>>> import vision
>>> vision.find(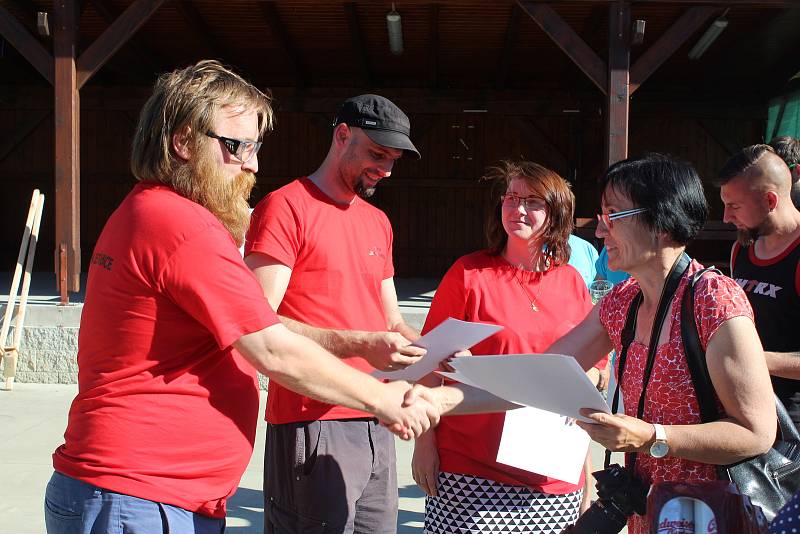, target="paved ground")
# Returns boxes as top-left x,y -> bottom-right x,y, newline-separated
0,276 -> 623,532
0,384 -> 621,533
